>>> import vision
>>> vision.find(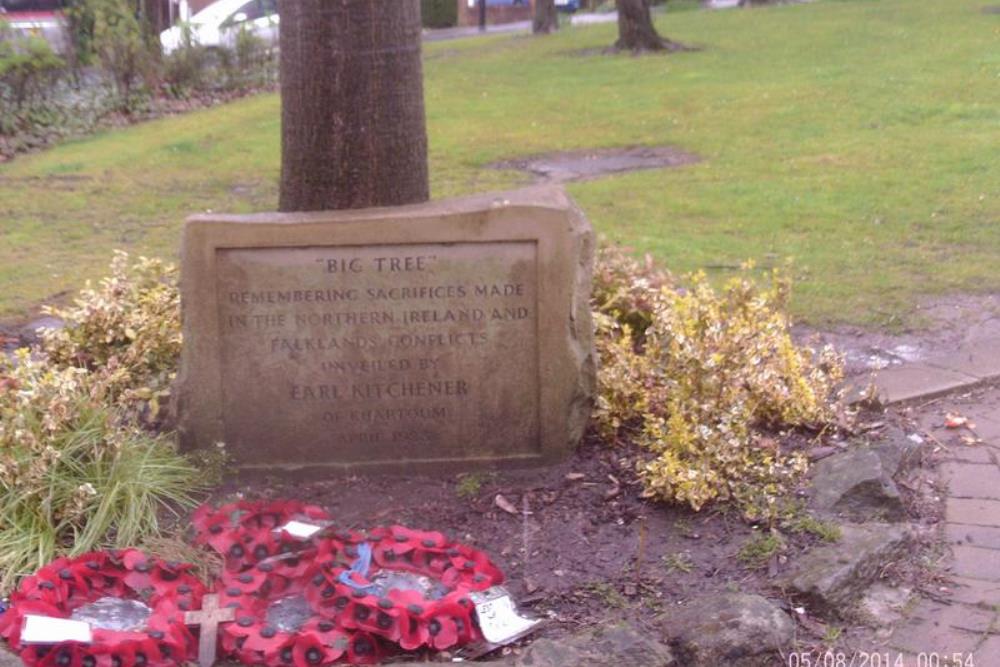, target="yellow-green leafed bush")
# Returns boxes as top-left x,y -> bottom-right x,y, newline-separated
42,251 -> 181,419
594,259 -> 845,522
0,350 -> 201,594
592,244 -> 674,342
